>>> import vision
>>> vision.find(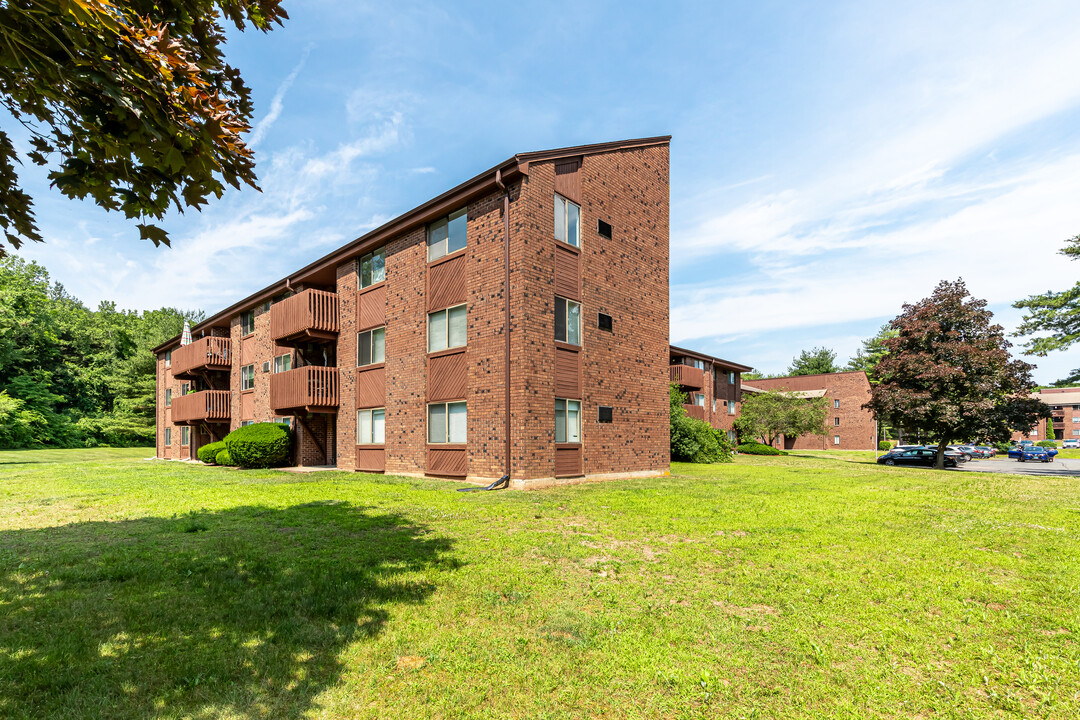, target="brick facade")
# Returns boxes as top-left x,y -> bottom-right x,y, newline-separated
744,371 -> 876,450
1010,387 -> 1080,442
153,137 -> 672,487
668,346 -> 751,440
